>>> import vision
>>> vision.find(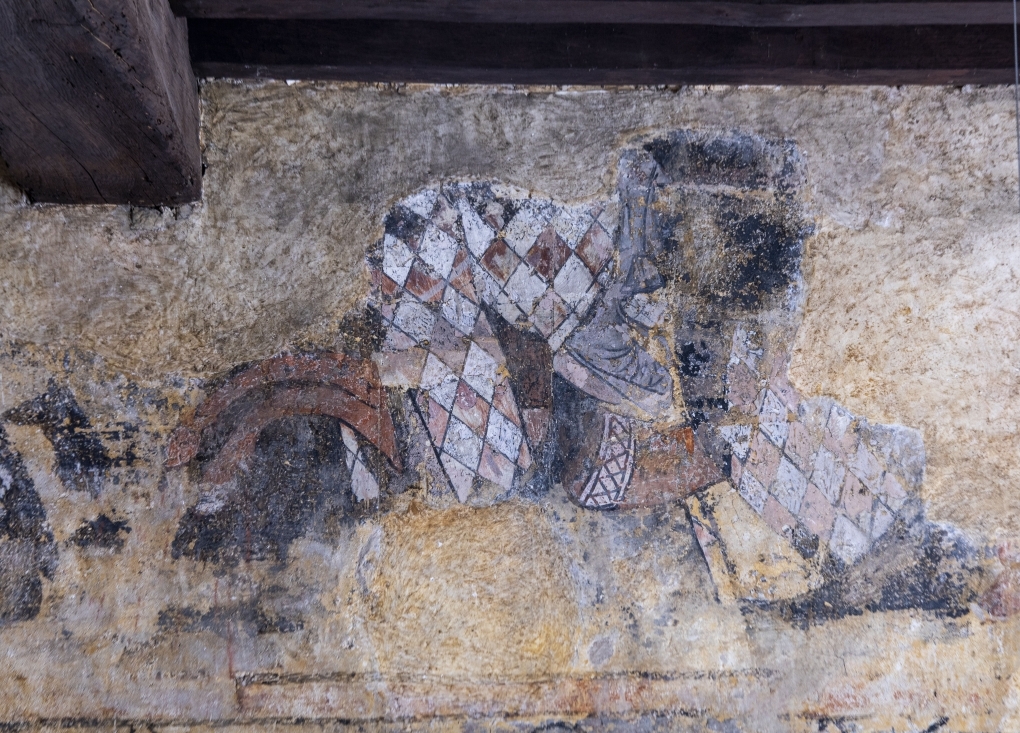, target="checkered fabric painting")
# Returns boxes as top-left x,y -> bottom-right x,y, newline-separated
368,183 -> 618,500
